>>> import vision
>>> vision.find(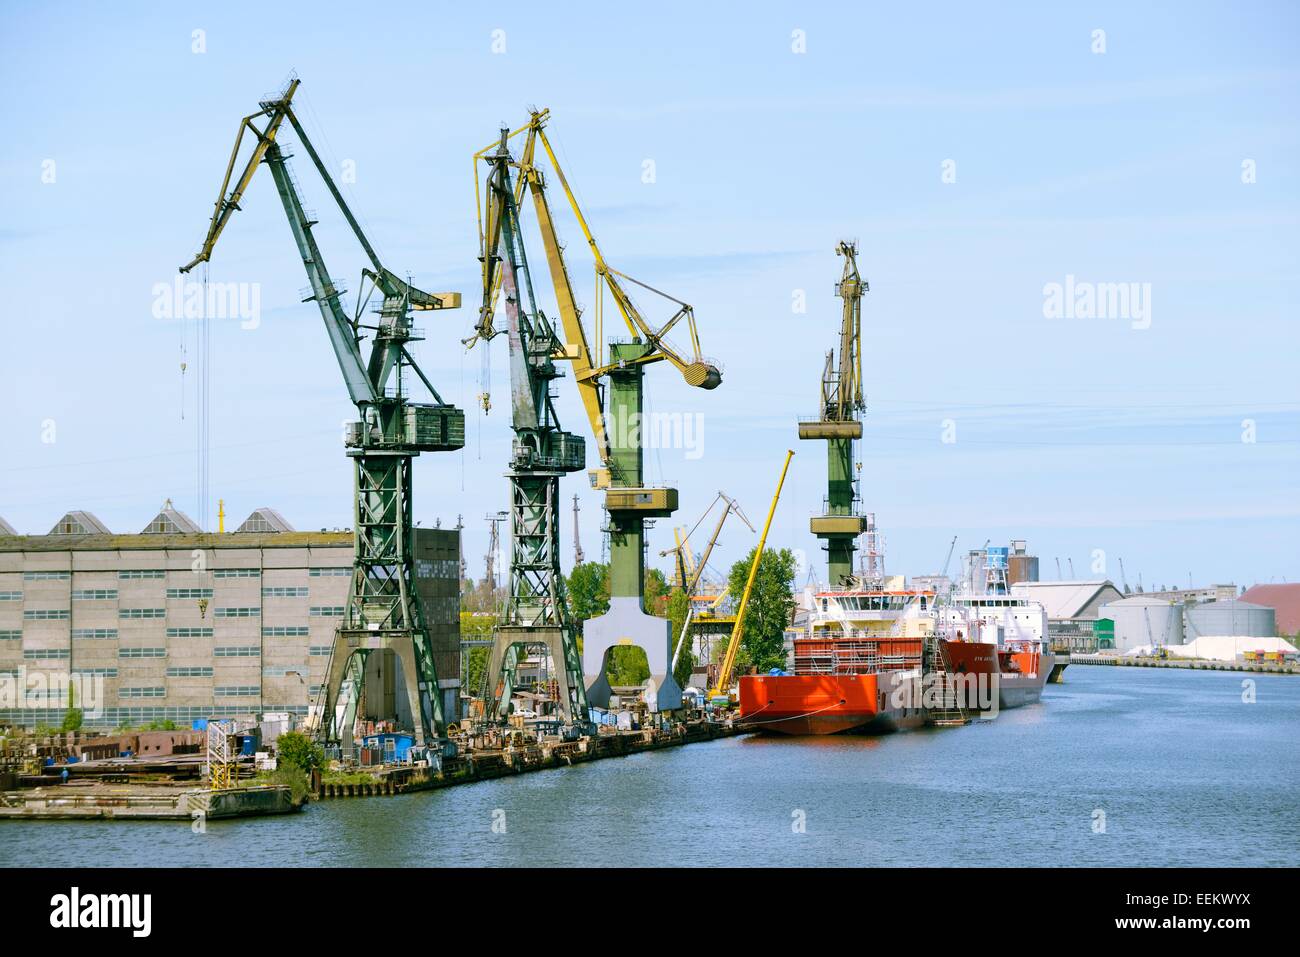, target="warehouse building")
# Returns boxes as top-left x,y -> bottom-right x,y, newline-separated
1010,579 -> 1124,652
1141,583 -> 1238,604
0,506 -> 459,729
1240,584 -> 1300,638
